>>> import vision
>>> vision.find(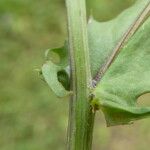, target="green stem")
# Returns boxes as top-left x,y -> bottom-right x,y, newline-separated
66,0 -> 95,150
